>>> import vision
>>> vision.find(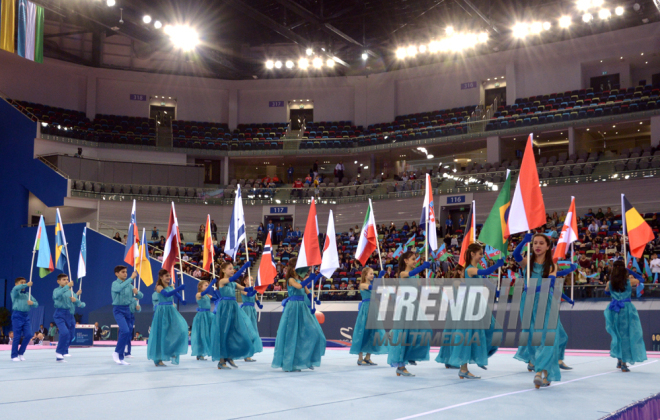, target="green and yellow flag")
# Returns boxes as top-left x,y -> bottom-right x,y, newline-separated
478,171 -> 512,258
